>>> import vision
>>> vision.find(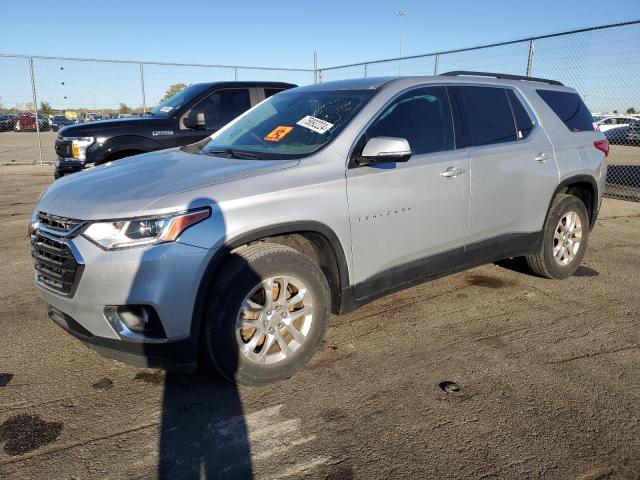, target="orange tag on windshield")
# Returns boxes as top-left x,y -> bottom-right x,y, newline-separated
264,126 -> 293,142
